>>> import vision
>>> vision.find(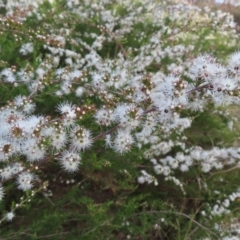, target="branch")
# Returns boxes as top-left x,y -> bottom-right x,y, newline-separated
131,210 -> 219,238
